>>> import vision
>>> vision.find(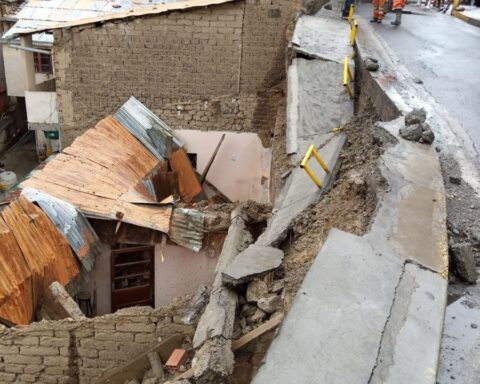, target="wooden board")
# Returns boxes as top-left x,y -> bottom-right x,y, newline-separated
169,148 -> 205,203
